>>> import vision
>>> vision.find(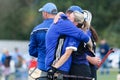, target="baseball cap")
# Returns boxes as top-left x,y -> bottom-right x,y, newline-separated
38,2 -> 57,14
67,6 -> 83,13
